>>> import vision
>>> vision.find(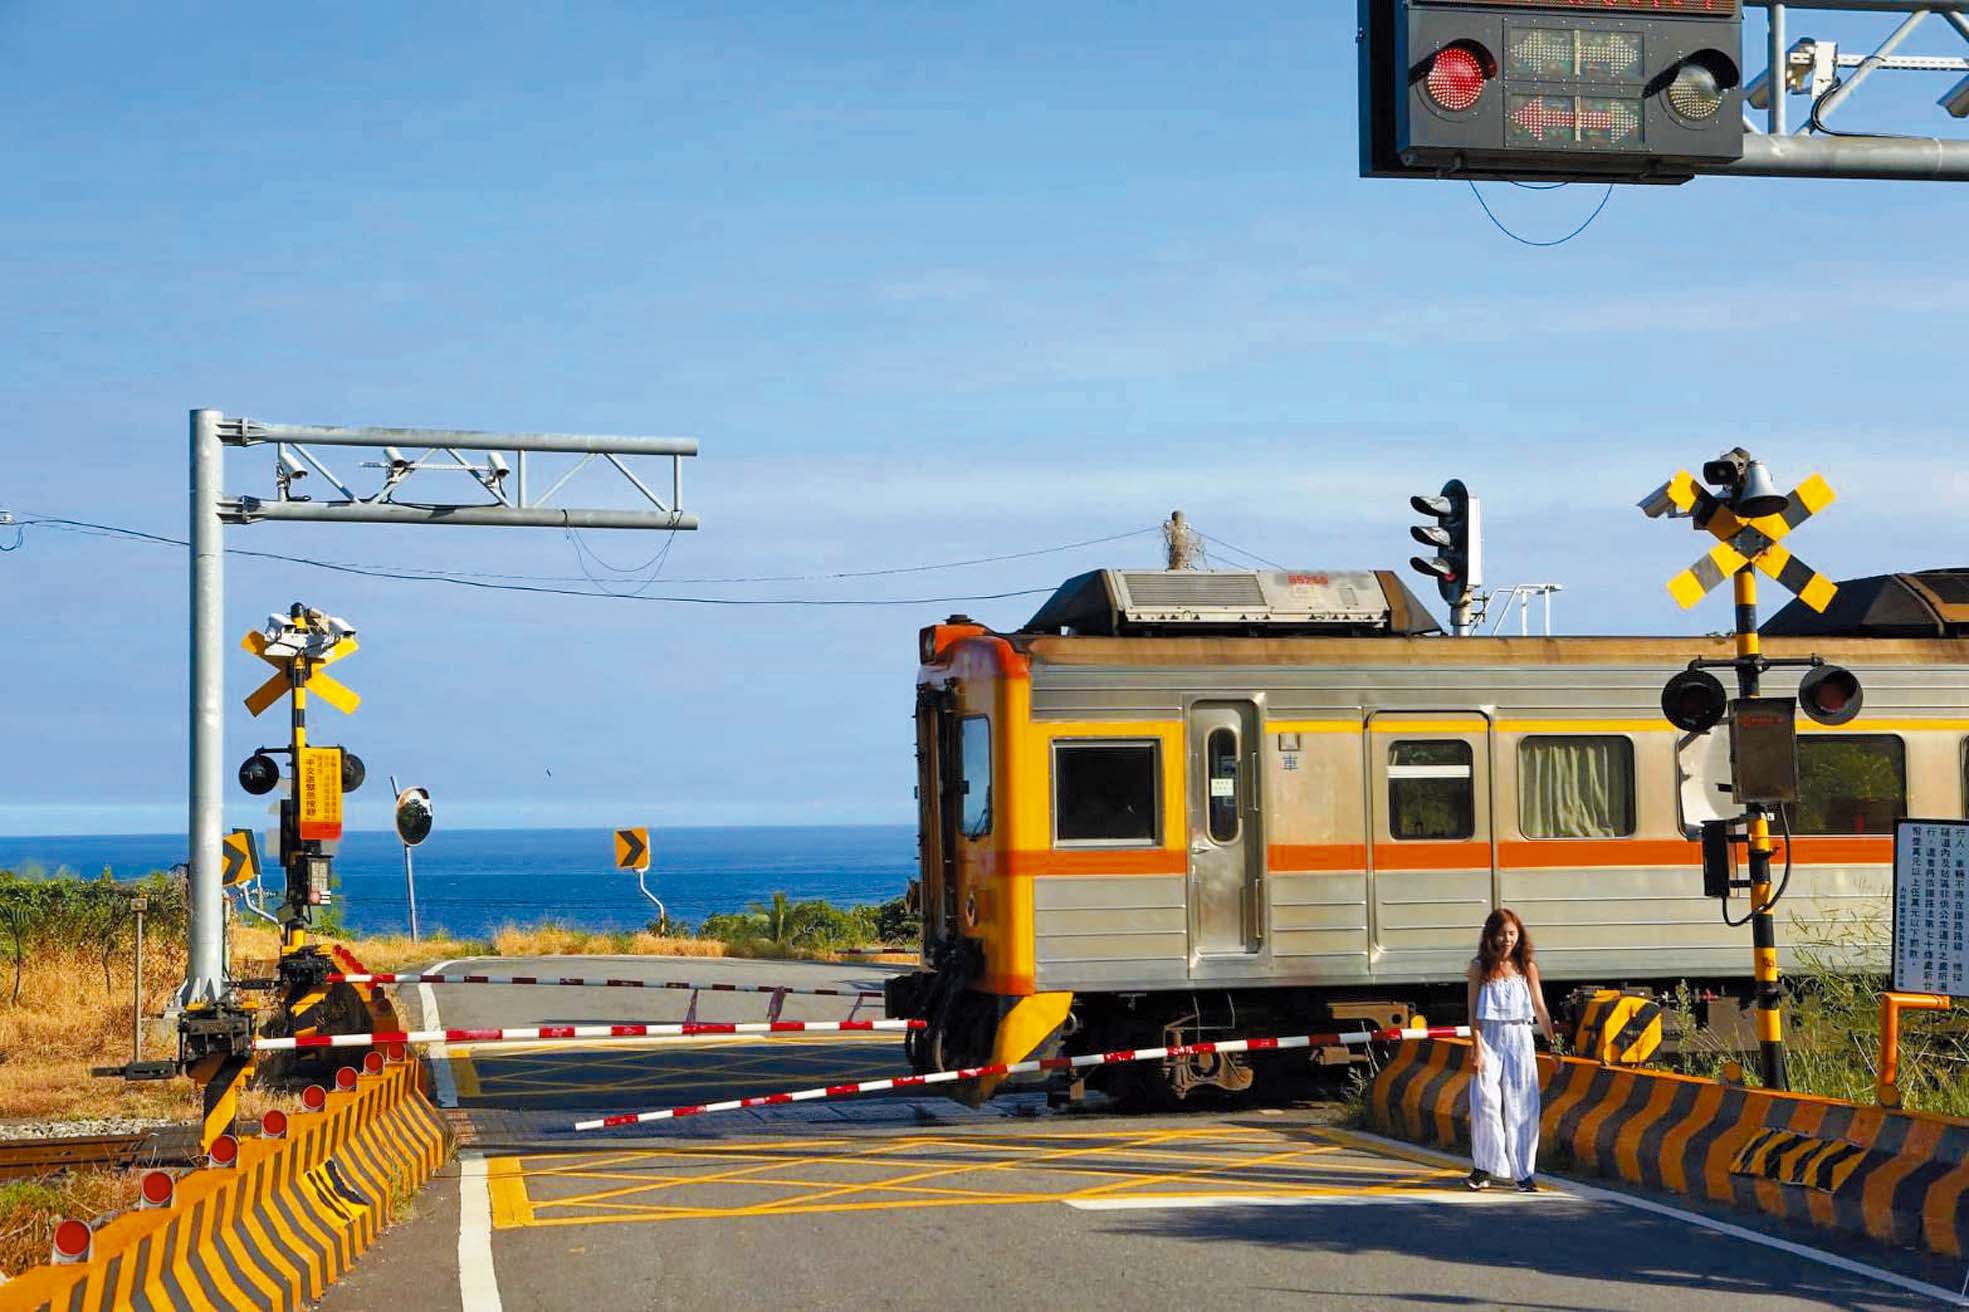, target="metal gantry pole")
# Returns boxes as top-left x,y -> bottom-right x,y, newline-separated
183,409 -> 227,1006
1733,567 -> 1790,1090
1770,4 -> 1789,136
